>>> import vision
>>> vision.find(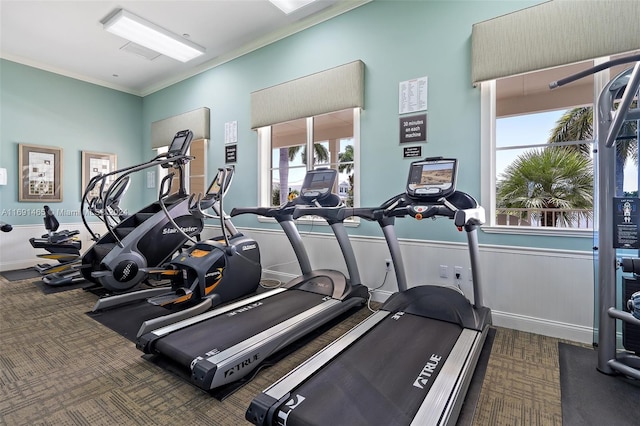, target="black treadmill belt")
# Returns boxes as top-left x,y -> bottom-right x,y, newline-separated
153,290 -> 327,368
279,314 -> 462,425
